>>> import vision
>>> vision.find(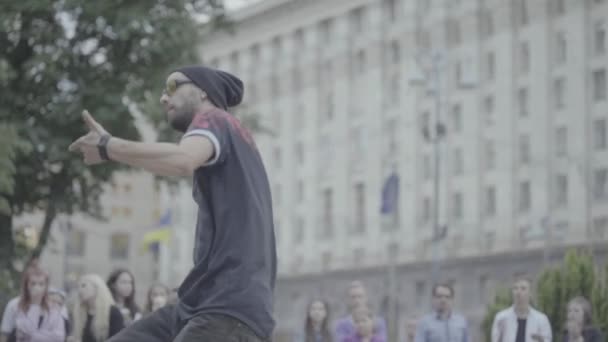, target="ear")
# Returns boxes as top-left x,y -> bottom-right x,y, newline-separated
199,90 -> 208,101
